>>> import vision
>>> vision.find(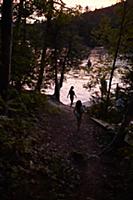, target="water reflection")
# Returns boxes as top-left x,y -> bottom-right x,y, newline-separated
46,47 -> 127,106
